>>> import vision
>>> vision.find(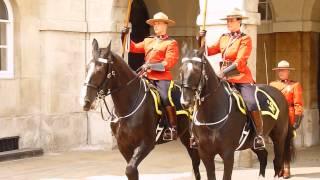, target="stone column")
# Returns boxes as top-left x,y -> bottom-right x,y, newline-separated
197,0 -> 260,80
197,0 -> 260,167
